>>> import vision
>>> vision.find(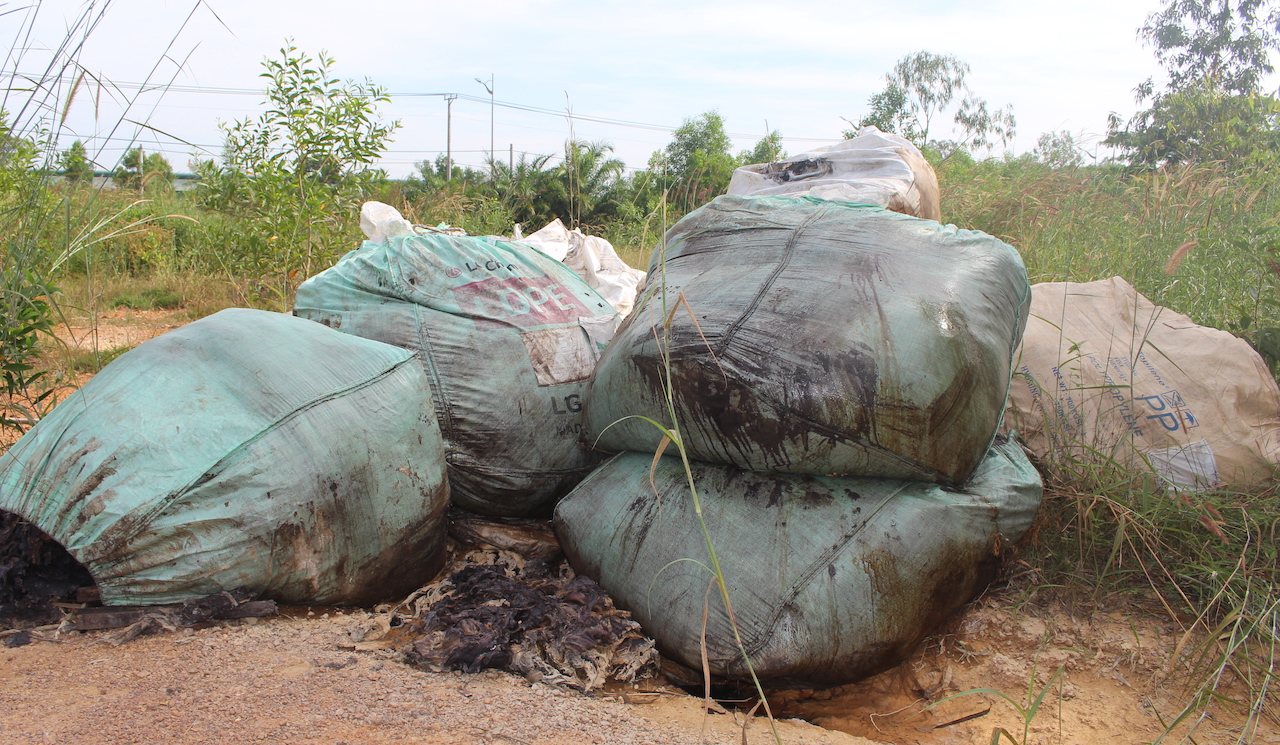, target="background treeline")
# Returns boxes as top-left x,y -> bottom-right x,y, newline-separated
7,0 -> 1280,385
